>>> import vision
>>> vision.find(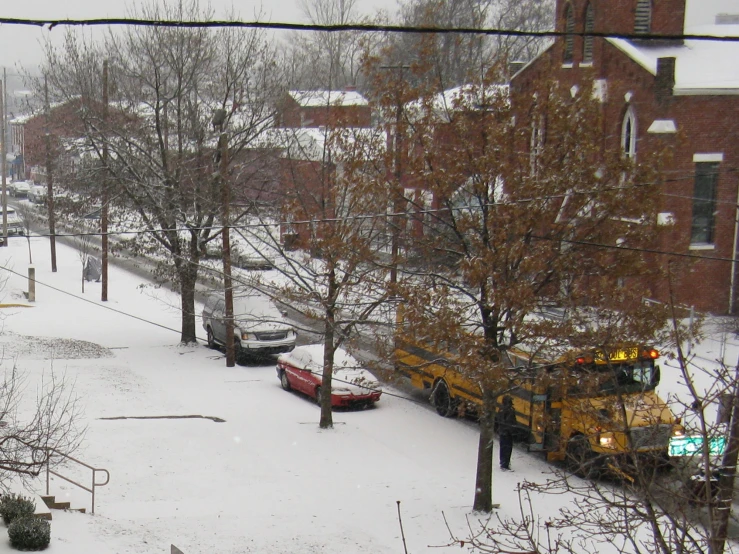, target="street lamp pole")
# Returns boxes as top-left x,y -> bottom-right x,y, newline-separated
44,76 -> 57,272
212,106 -> 235,368
1,74 -> 7,247
379,64 -> 409,285
101,60 -> 109,301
